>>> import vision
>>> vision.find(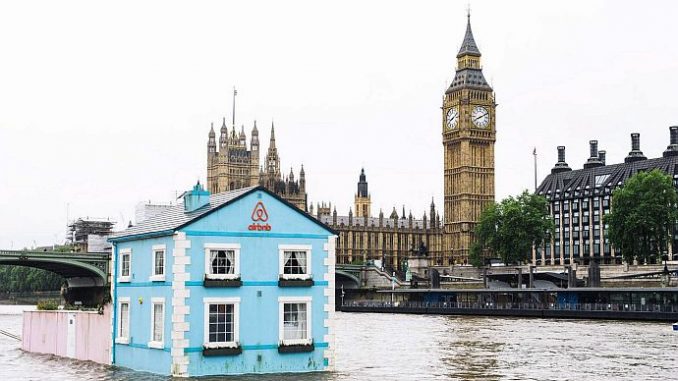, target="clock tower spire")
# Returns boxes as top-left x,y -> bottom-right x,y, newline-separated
442,13 -> 496,265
